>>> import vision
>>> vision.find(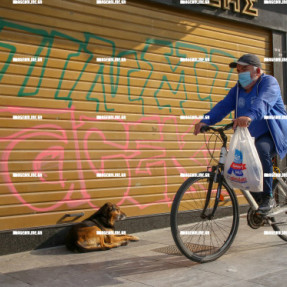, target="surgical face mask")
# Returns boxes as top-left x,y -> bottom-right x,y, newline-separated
238,71 -> 253,88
